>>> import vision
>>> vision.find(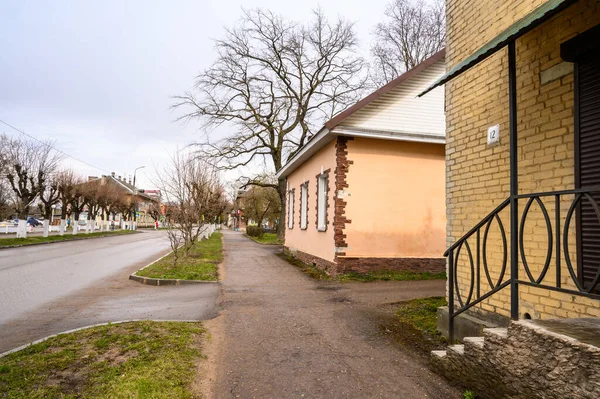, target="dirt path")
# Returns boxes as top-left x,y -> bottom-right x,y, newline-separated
206,230 -> 459,398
